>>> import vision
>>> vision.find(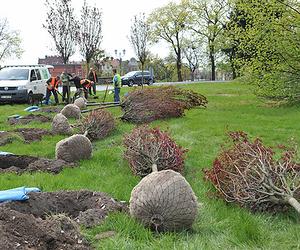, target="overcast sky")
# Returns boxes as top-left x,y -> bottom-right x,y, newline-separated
0,0 -> 178,65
